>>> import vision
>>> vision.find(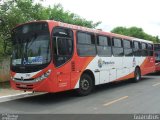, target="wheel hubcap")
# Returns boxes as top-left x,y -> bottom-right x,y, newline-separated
81,79 -> 90,90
